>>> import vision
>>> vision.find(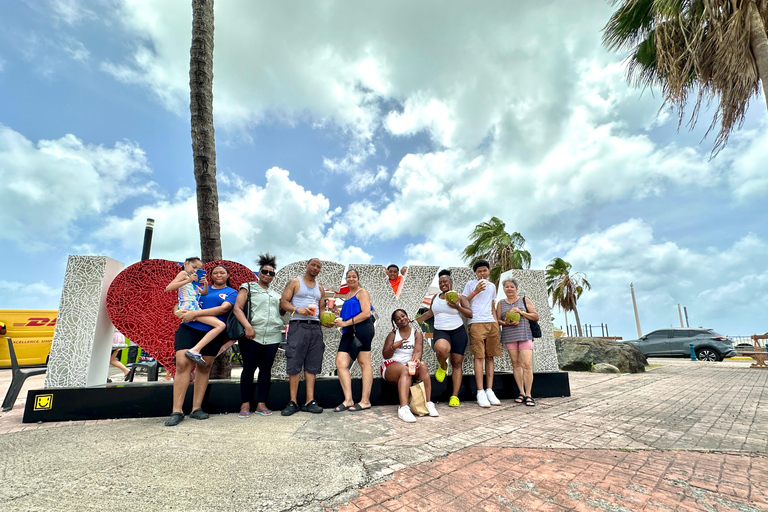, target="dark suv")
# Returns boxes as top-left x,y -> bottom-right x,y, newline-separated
624,328 -> 736,361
